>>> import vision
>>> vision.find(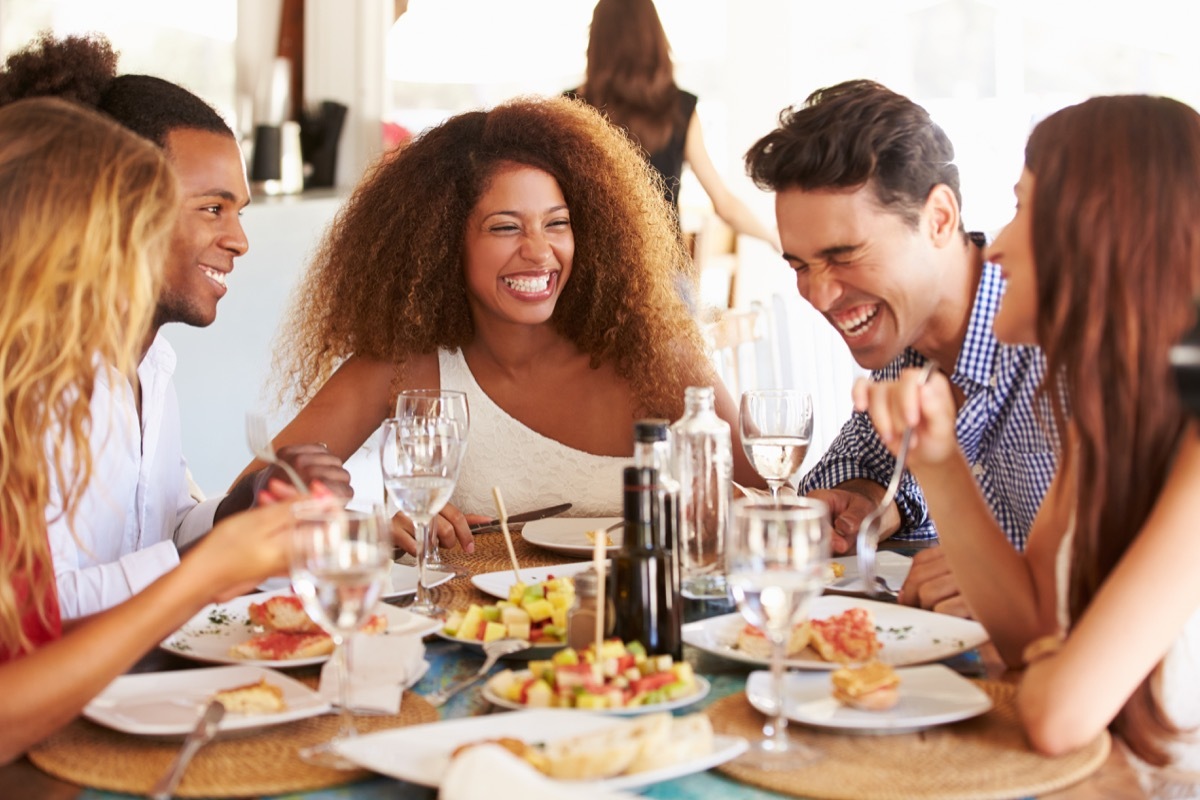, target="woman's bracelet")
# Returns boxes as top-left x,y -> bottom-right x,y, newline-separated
1022,632 -> 1065,666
